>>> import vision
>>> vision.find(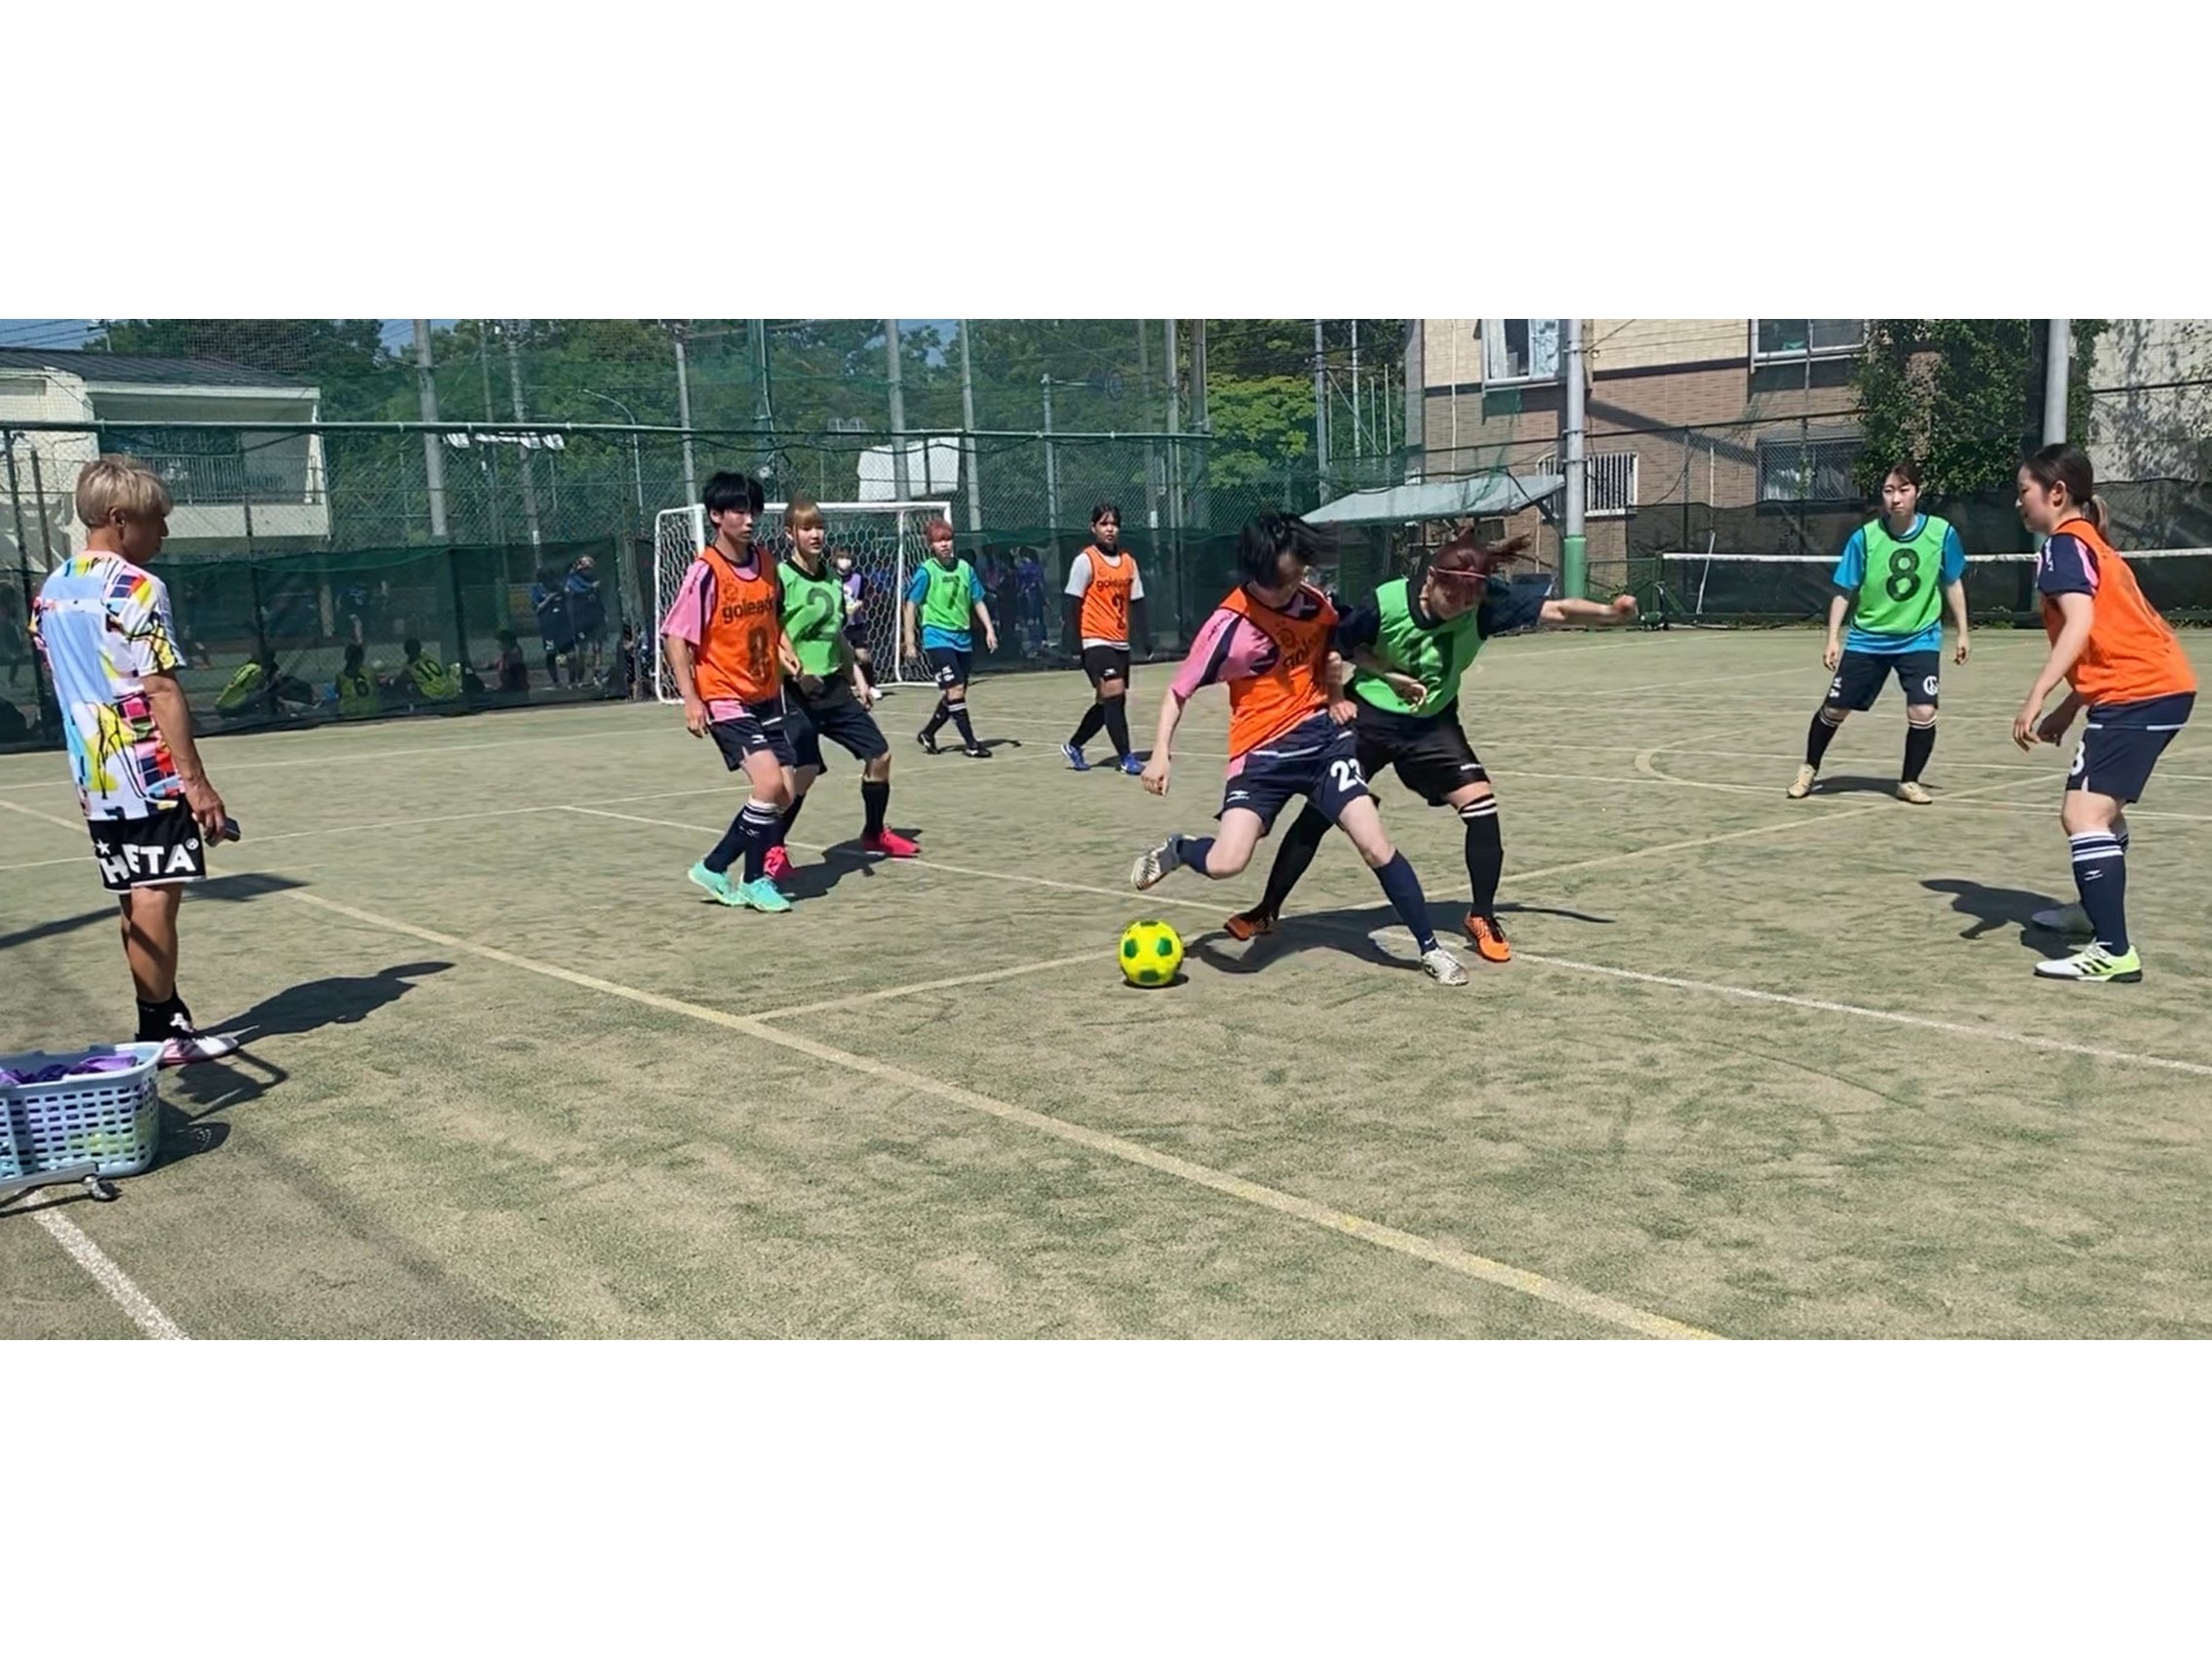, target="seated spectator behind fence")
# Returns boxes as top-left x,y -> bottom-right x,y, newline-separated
216,649 -> 314,718
484,628 -> 530,694
401,637 -> 462,705
335,643 -> 381,718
